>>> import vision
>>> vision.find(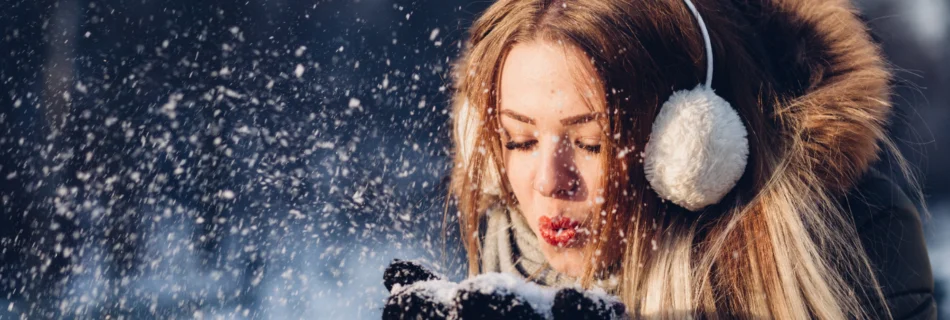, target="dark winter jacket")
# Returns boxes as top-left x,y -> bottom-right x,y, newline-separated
846,168 -> 936,319
715,0 -> 940,316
